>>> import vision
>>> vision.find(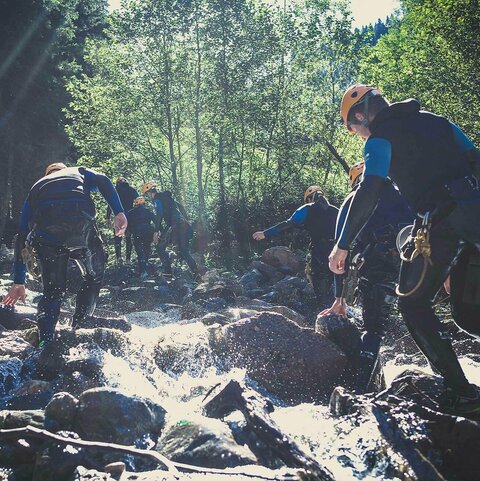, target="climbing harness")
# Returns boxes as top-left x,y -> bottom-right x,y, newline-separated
396,213 -> 433,297
21,244 -> 41,280
342,244 -> 371,305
